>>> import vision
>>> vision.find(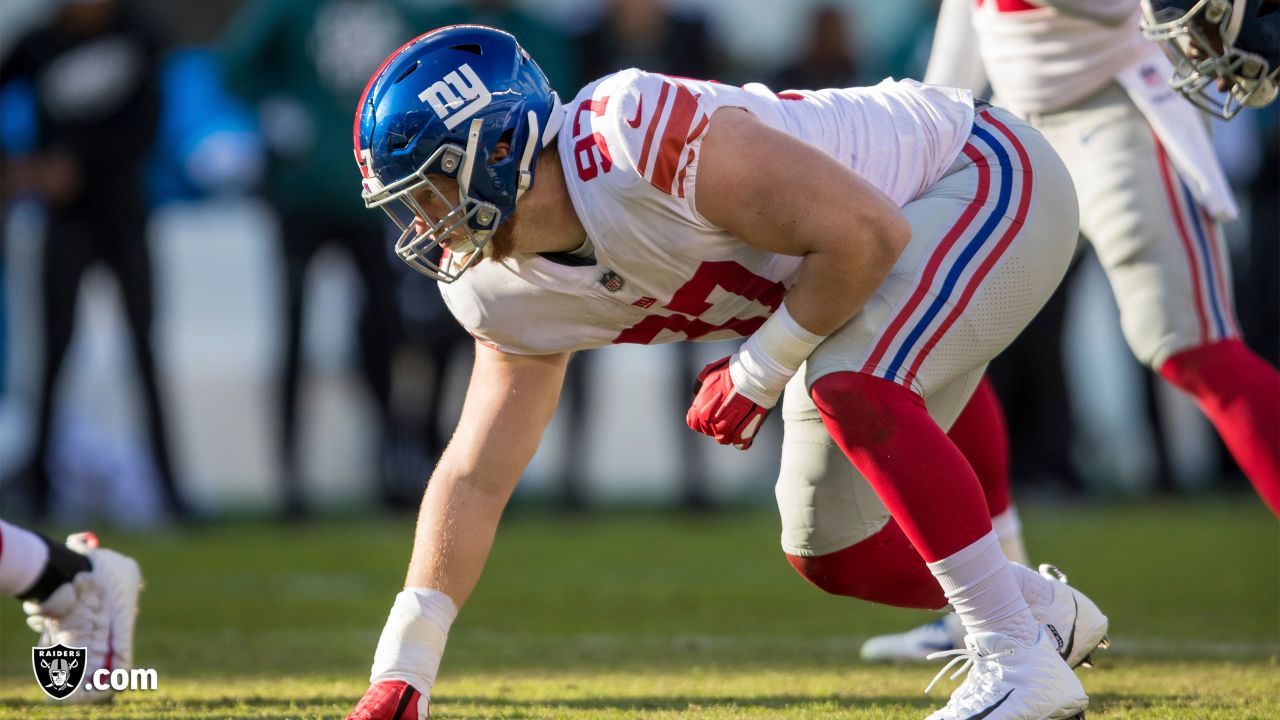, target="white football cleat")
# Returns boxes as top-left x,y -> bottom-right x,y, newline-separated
24,532 -> 143,704
861,564 -> 1111,670
1033,564 -> 1110,669
860,613 -> 964,663
924,629 -> 1088,720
